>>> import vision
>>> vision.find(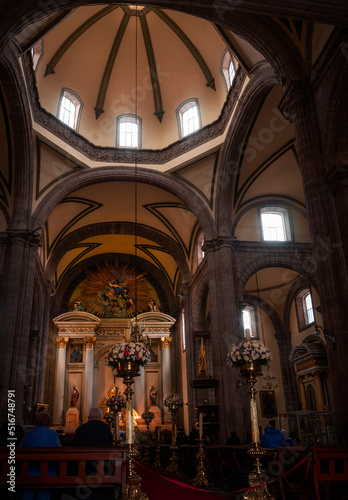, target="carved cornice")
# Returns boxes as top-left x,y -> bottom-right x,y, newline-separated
57,325 -> 96,335
203,236 -> 236,254
23,52 -> 245,166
